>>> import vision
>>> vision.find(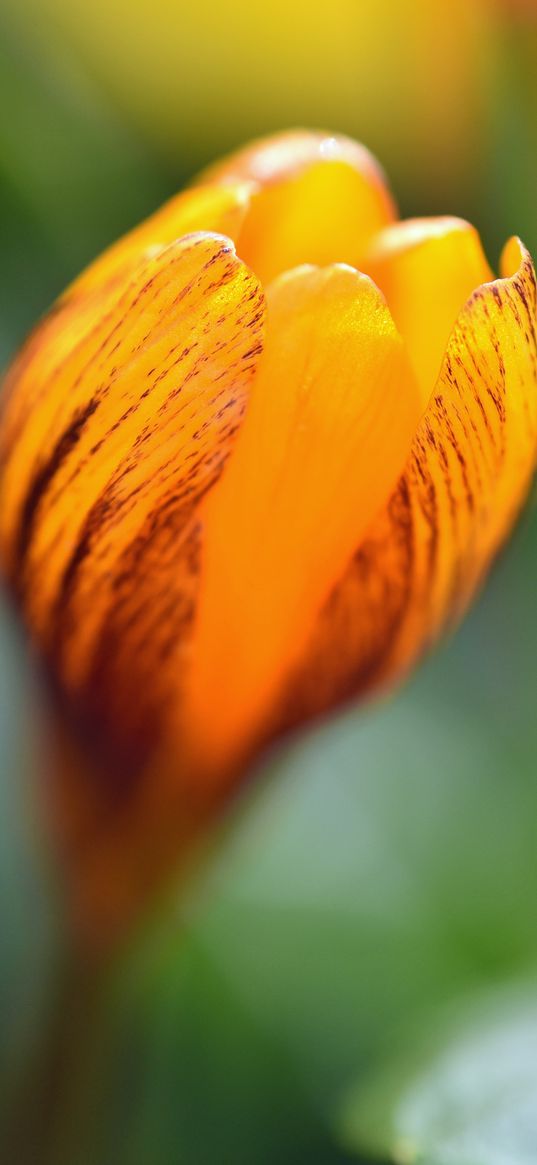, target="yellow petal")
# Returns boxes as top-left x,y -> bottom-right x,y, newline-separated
278,239 -> 537,728
198,129 -> 394,197
183,263 -> 422,782
364,216 -> 494,408
0,180 -> 253,468
199,130 -> 397,285
0,233 -> 265,765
